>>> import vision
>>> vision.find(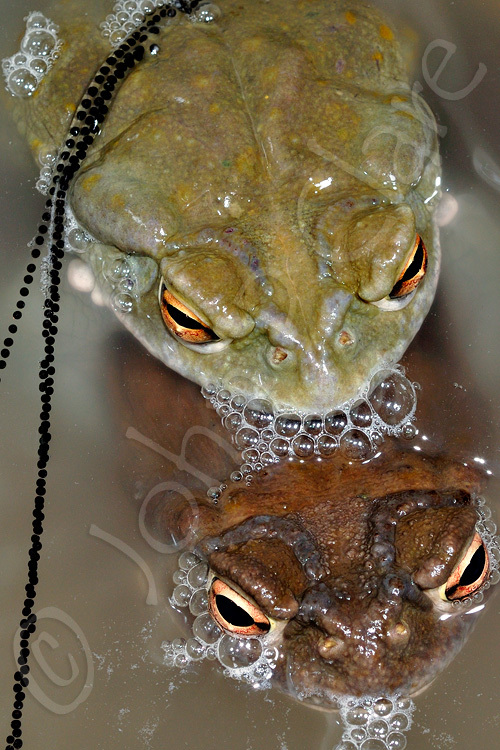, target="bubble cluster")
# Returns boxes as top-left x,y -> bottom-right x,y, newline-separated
63,206 -> 95,253
451,498 -> 500,610
337,695 -> 415,750
163,551 -> 279,687
201,367 -> 418,476
189,2 -> 222,23
2,13 -> 62,98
